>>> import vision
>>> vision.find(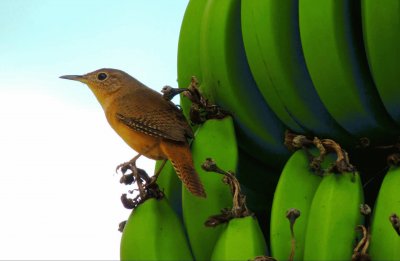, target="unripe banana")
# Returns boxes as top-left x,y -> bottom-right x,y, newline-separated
270,149 -> 322,260
182,116 -> 238,261
177,0 -> 207,119
241,0 -> 354,146
154,160 -> 183,218
362,0 -> 400,125
120,197 -> 193,261
211,216 -> 267,261
303,171 -> 364,260
369,165 -> 400,260
299,0 -> 398,143
200,0 -> 289,166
